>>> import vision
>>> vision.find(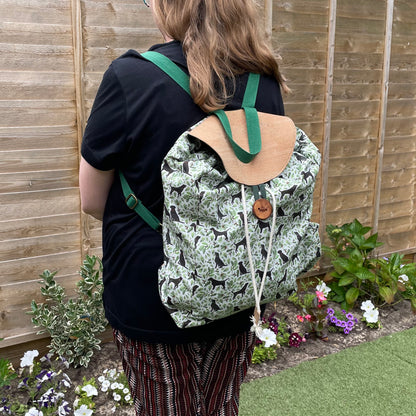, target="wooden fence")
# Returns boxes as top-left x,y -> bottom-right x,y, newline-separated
1,0 -> 415,355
